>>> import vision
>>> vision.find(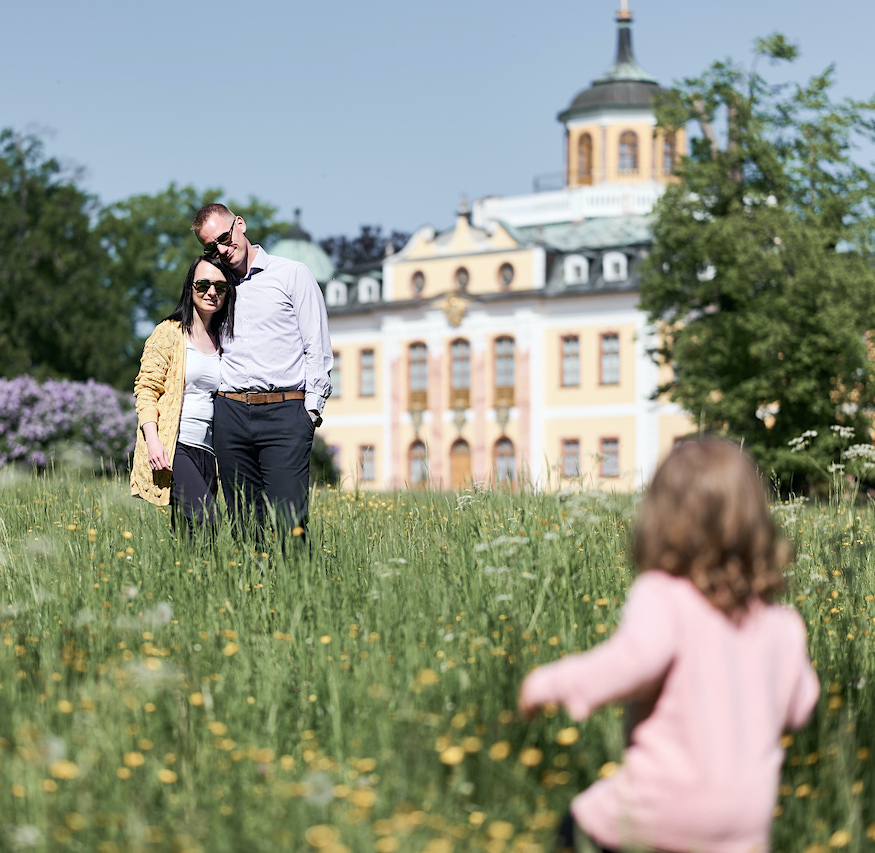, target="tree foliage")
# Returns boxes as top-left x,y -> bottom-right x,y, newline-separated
98,186 -> 291,327
640,36 -> 875,489
0,130 -> 137,386
319,225 -> 410,270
